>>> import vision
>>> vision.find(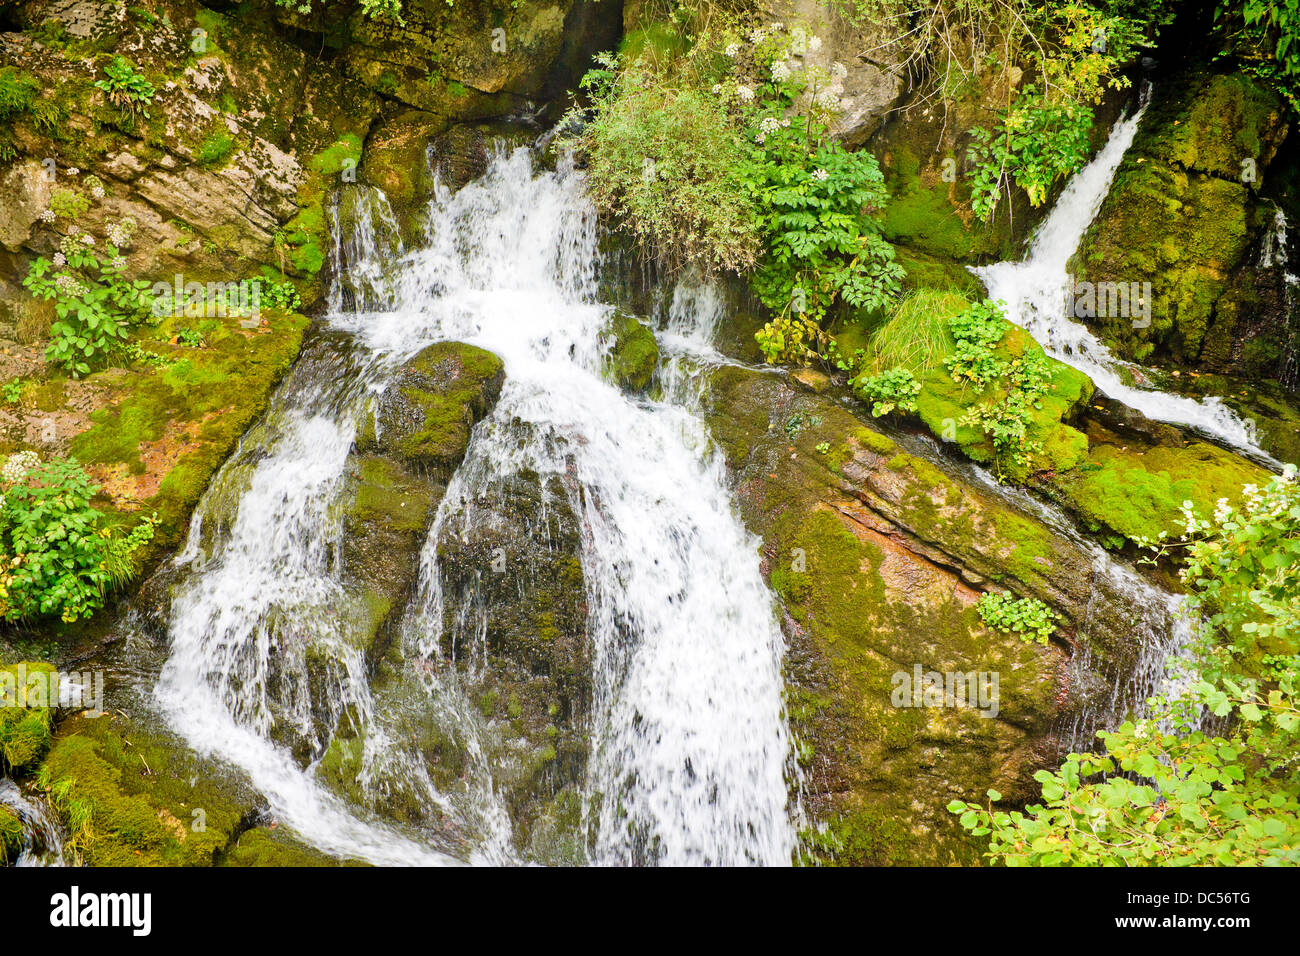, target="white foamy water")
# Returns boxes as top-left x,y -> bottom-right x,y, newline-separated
152,147 -> 795,865
974,96 -> 1267,457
